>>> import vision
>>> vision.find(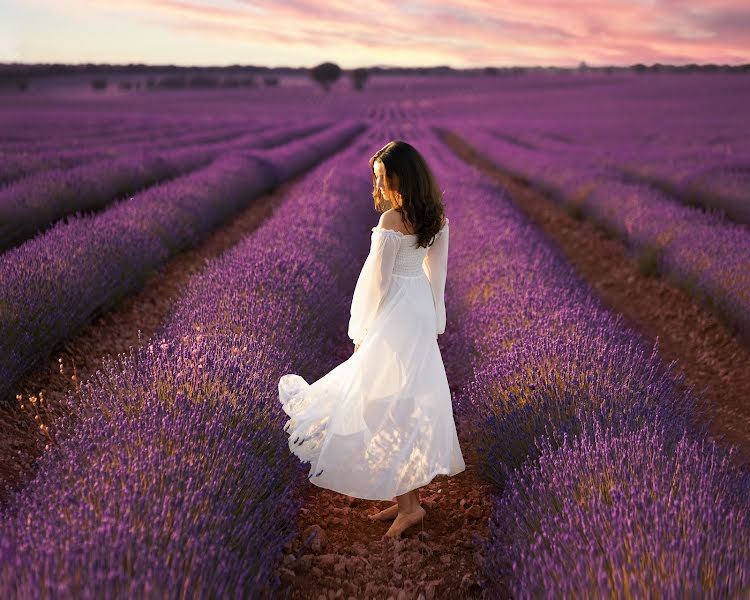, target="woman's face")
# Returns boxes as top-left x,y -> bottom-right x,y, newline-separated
374,159 -> 400,207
